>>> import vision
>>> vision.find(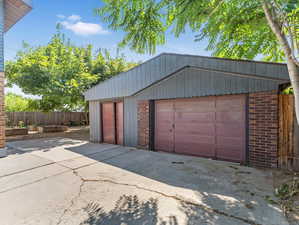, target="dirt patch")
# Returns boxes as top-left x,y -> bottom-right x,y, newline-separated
273,170 -> 299,225
6,126 -> 90,142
